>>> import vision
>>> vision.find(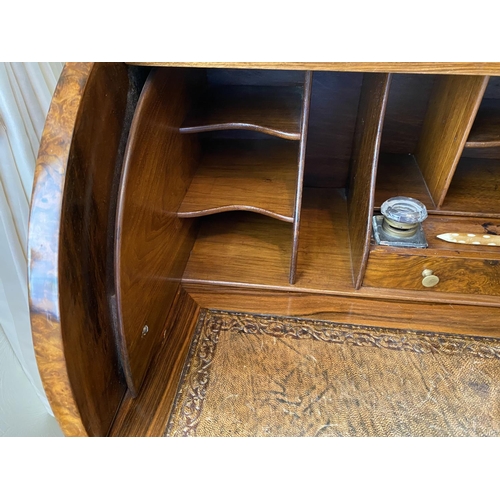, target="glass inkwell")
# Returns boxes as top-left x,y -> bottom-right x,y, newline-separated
372,196 -> 428,248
